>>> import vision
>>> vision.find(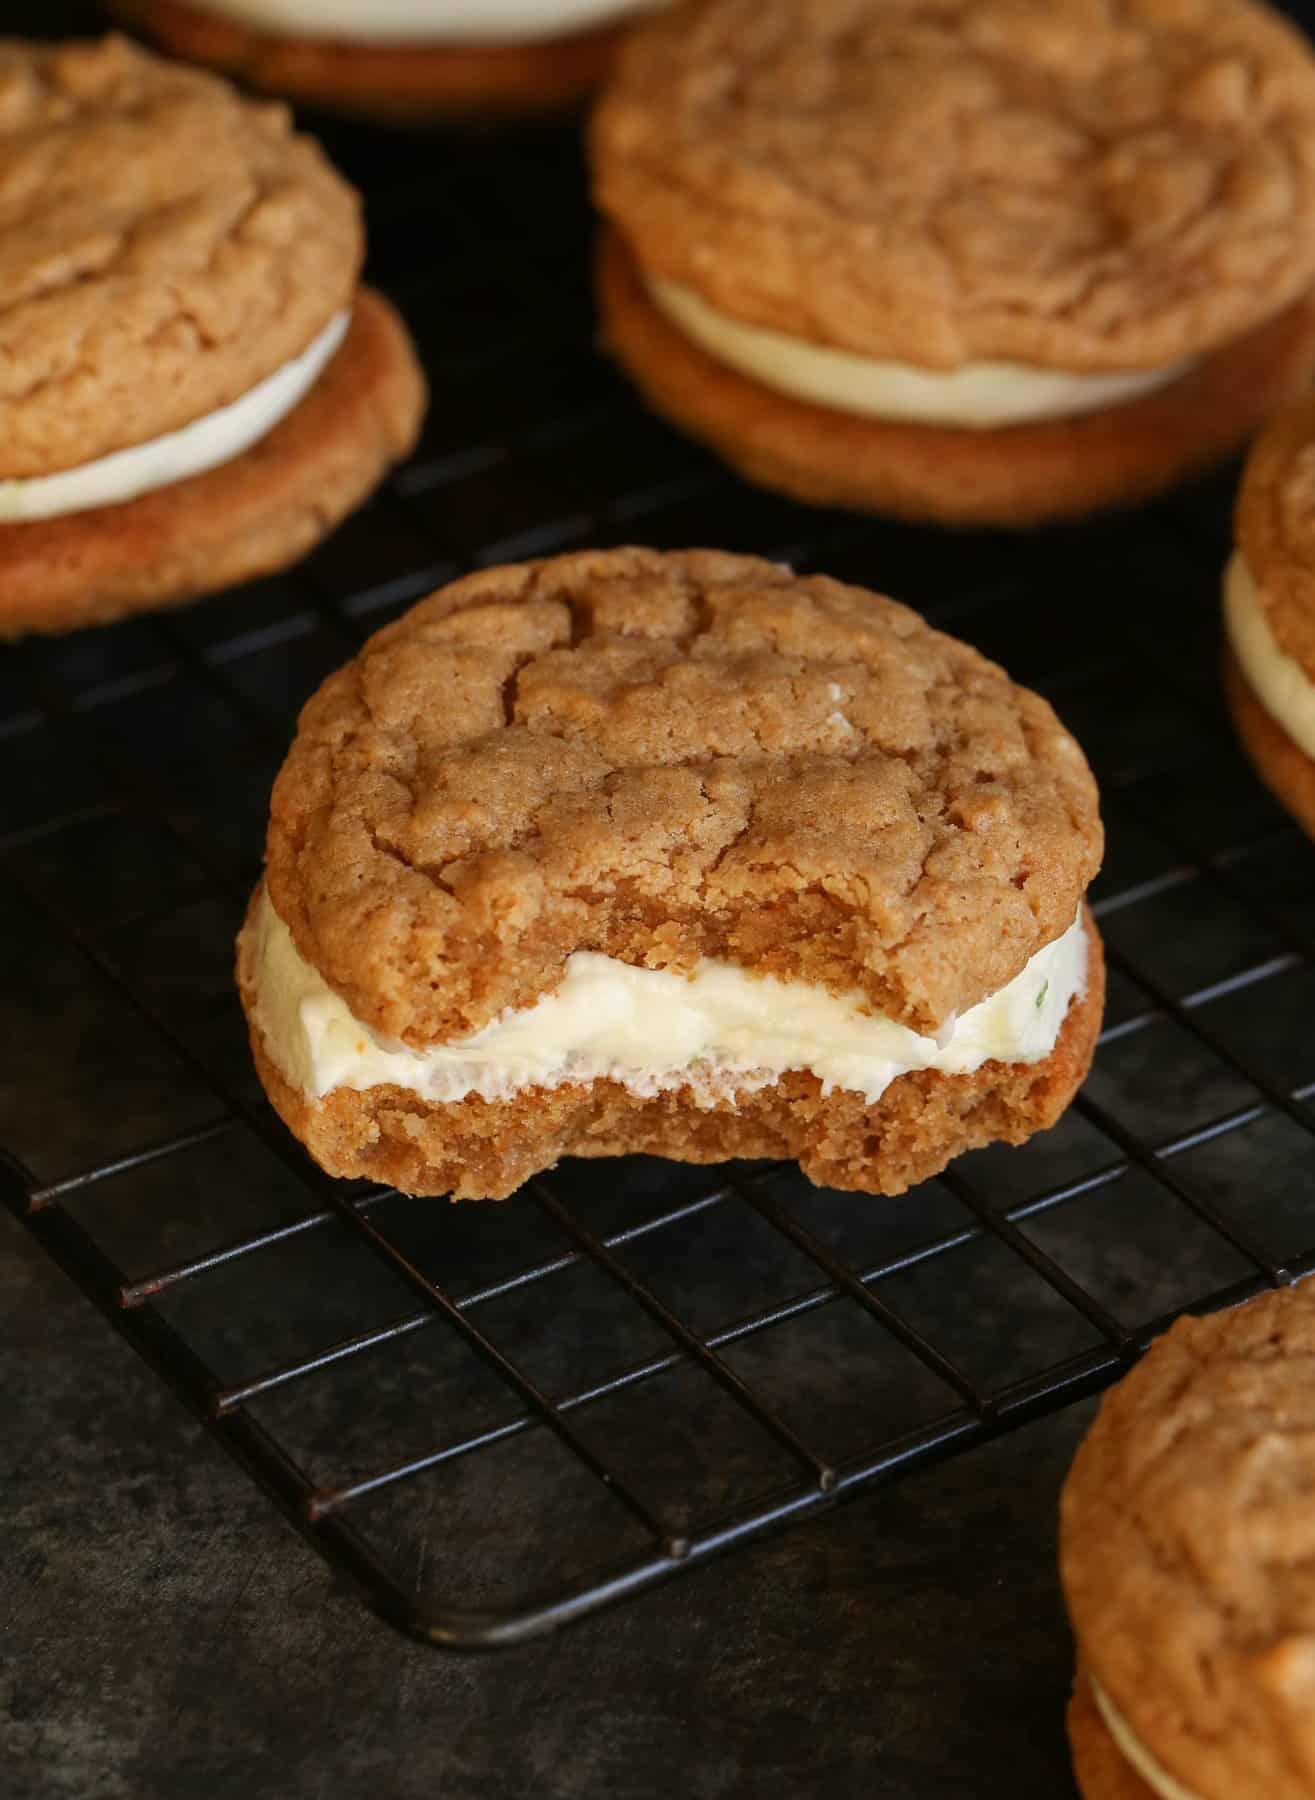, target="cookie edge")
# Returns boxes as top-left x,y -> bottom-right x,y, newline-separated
1067,1670 -> 1159,1800
112,0 -> 631,117
0,286 -> 426,638
236,887 -> 1104,1200
597,228 -> 1315,527
1224,641 -> 1315,839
